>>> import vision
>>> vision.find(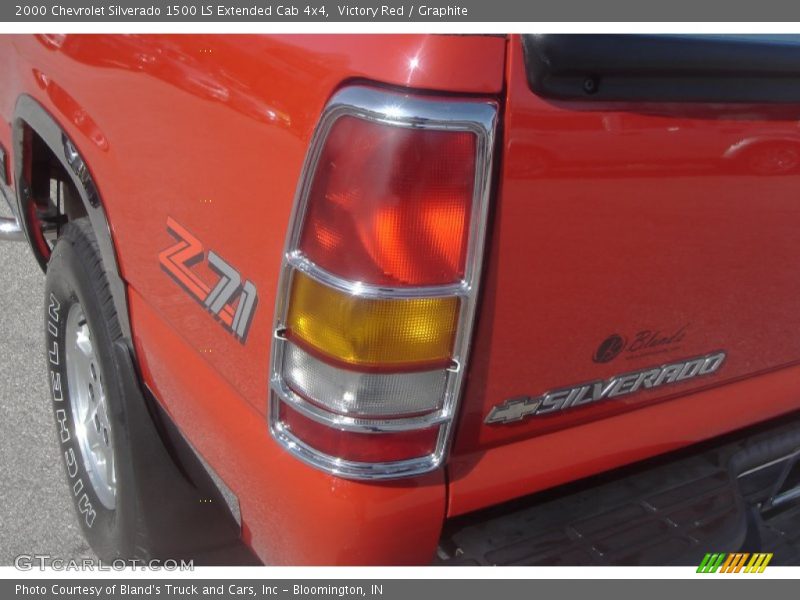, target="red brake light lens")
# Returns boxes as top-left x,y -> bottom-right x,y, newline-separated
279,403 -> 440,463
298,115 -> 476,287
269,86 -> 497,479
